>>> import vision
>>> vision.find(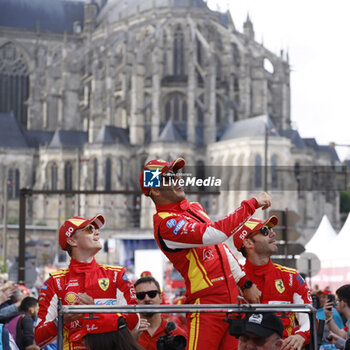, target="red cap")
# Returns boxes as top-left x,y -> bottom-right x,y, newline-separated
139,158 -> 185,196
316,289 -> 331,296
233,216 -> 278,251
59,214 -> 105,251
140,271 -> 153,277
70,314 -> 127,342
